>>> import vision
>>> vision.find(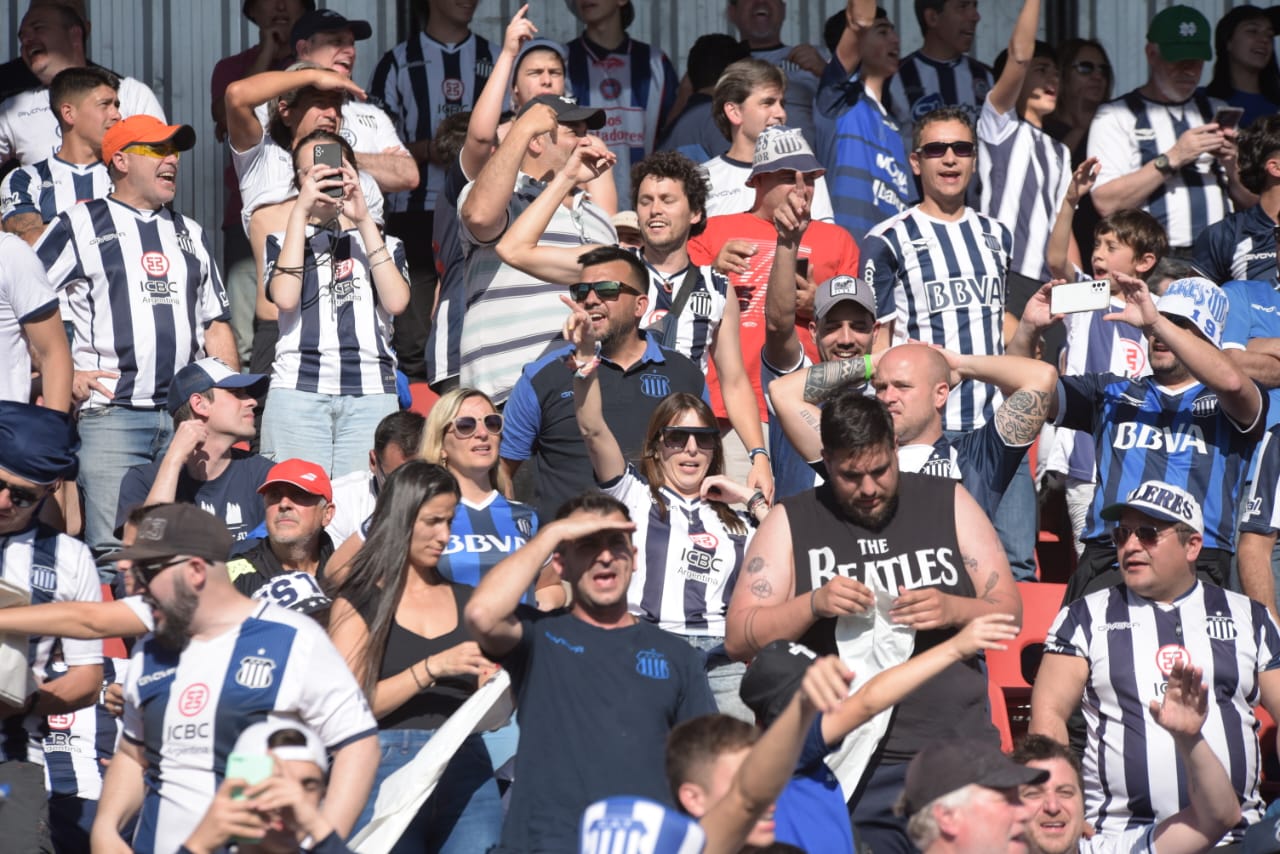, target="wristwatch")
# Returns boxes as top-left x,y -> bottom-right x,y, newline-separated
1153,153 -> 1176,176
